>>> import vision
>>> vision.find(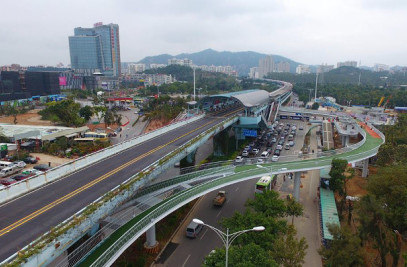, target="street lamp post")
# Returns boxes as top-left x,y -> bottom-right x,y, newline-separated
193,219 -> 264,267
